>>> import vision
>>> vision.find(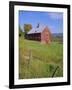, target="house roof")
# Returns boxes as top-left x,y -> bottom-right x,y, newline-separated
27,25 -> 46,34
